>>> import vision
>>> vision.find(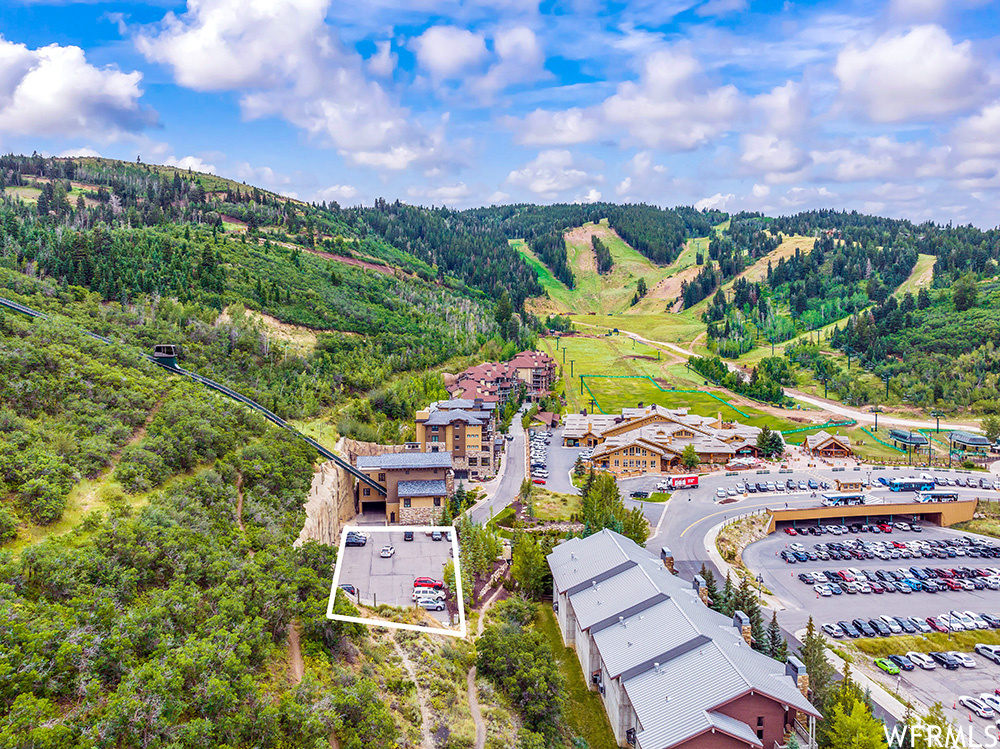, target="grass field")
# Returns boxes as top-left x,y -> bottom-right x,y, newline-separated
895,253 -> 936,297
536,605 -> 618,749
850,628 -> 1000,659
532,487 -> 581,521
